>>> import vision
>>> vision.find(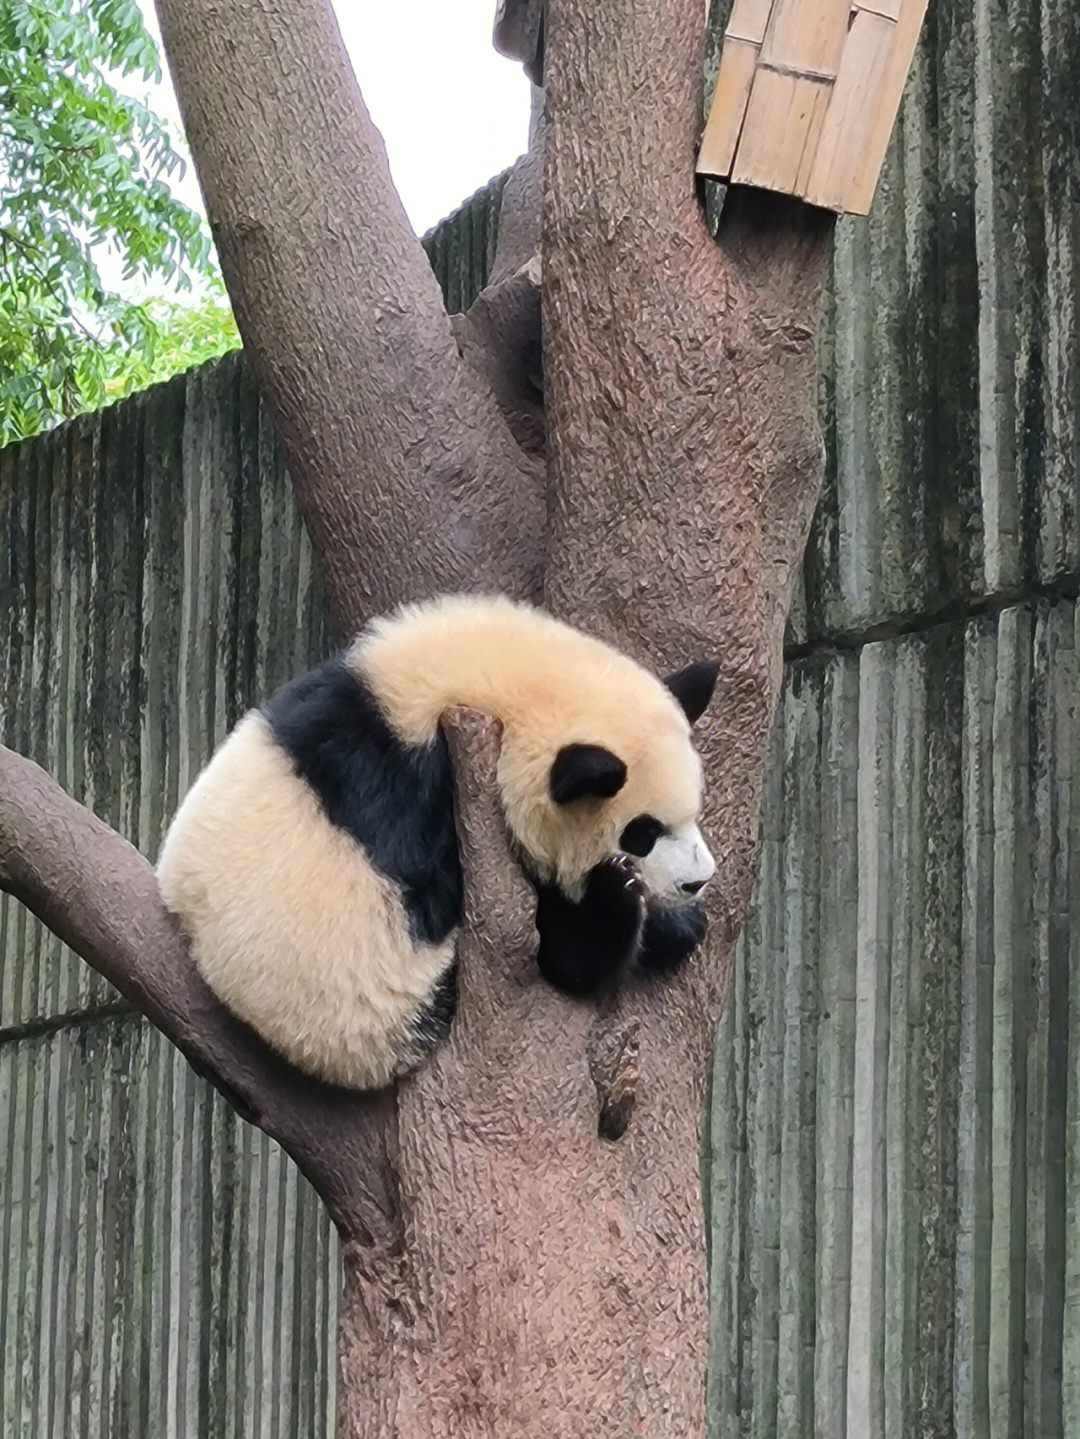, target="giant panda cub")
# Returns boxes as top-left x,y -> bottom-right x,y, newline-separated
157,594 -> 718,1089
